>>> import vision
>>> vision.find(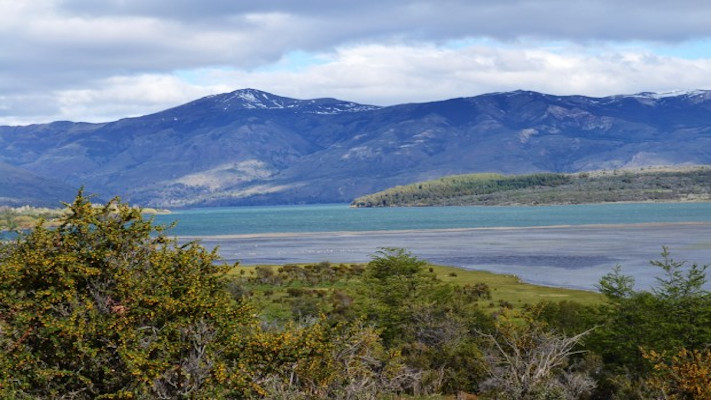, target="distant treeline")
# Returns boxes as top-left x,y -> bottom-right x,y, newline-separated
1,204 -> 170,232
0,206 -> 66,231
351,166 -> 711,207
